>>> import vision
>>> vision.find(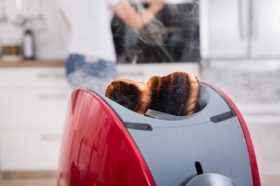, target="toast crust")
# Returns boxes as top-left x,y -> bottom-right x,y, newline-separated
147,72 -> 200,116
105,79 -> 151,114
